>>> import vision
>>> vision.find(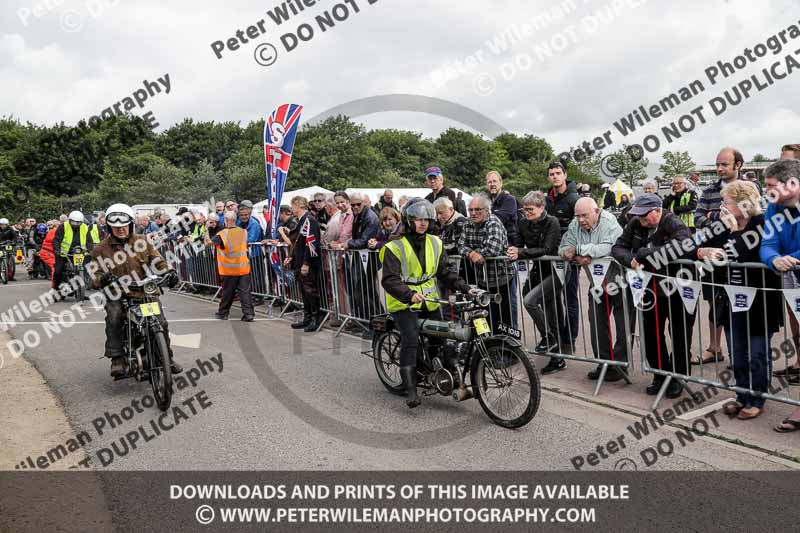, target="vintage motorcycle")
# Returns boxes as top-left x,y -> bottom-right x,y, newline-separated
107,274 -> 173,411
63,246 -> 88,301
27,245 -> 49,280
370,289 -> 540,428
0,241 -> 15,284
